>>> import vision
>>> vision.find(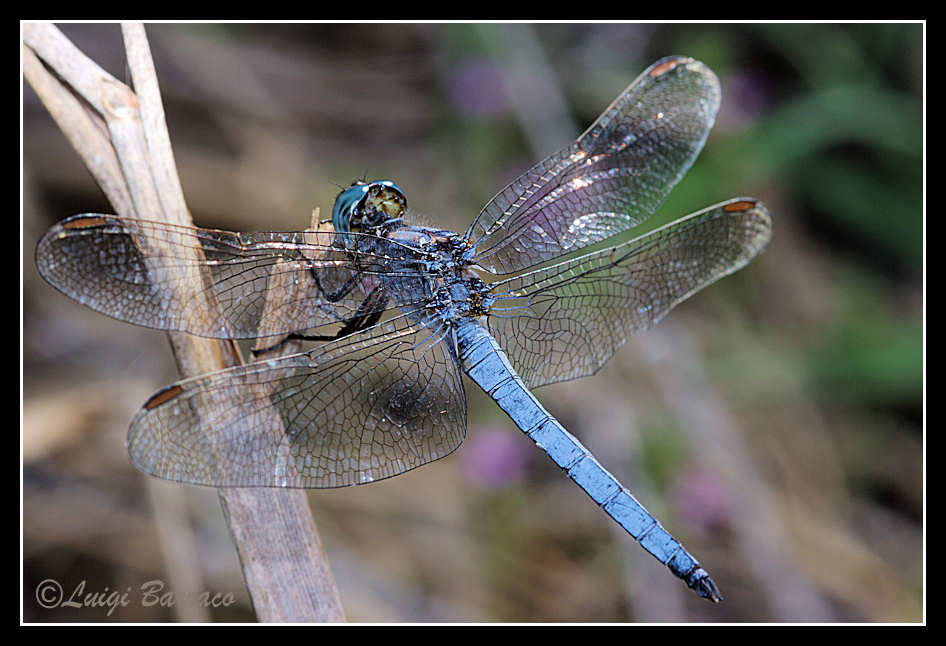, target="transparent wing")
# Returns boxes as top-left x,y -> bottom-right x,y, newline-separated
127,312 -> 466,488
483,199 -> 772,389
35,214 -> 428,340
466,56 -> 721,275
